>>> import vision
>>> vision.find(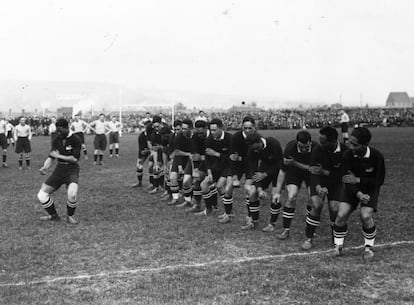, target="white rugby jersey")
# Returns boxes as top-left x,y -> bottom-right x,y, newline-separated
71,120 -> 87,133
0,120 -> 6,134
91,120 -> 108,135
108,121 -> 122,132
15,124 -> 31,138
